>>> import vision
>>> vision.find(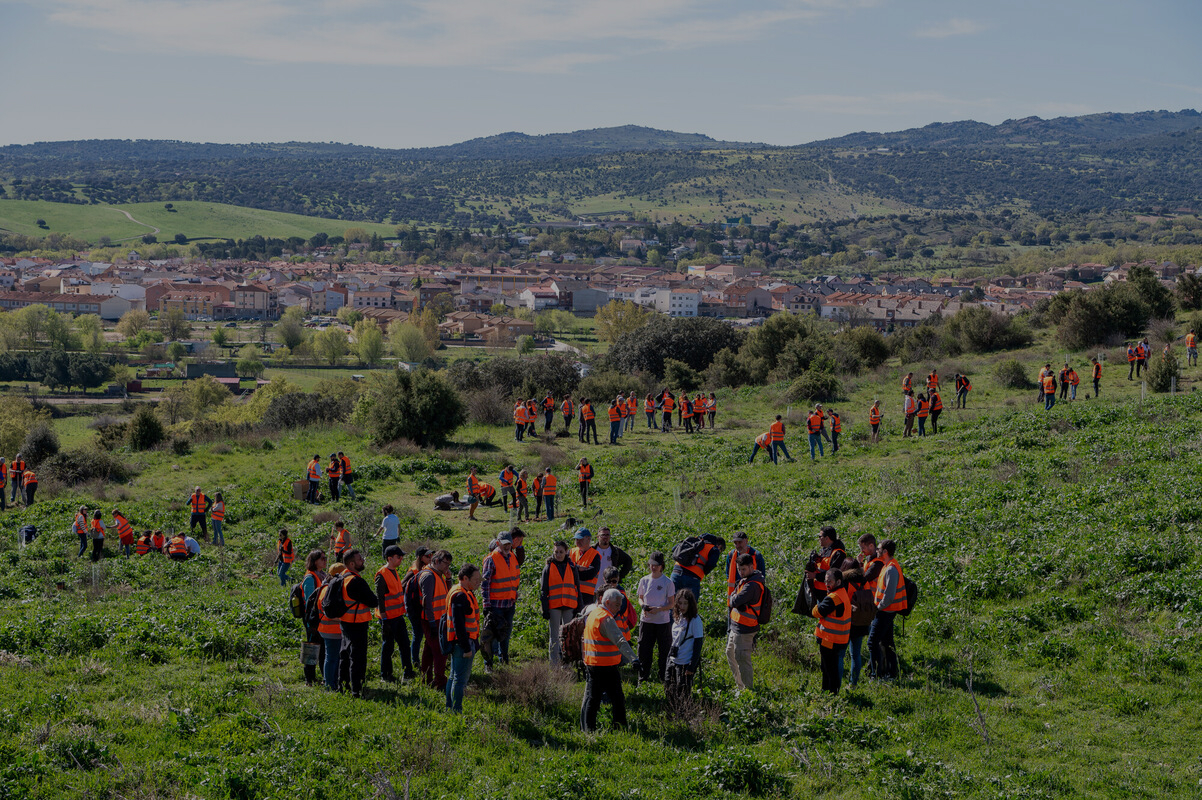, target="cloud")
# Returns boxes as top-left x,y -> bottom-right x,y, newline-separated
23,0 -> 873,72
913,18 -> 986,39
